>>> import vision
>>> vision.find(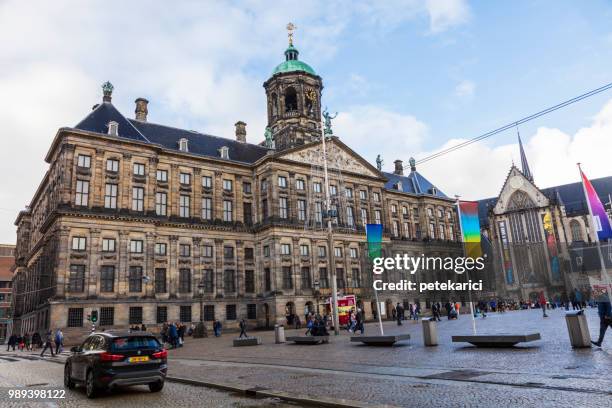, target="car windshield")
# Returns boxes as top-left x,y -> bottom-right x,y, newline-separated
110,336 -> 160,352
